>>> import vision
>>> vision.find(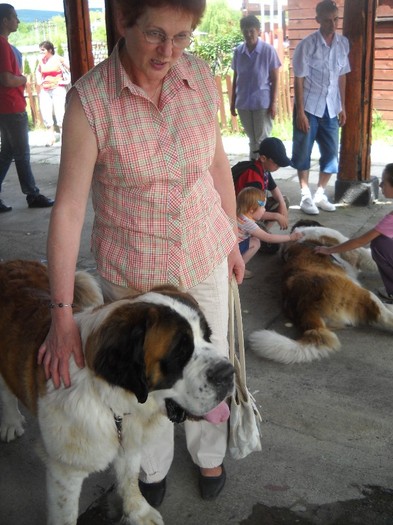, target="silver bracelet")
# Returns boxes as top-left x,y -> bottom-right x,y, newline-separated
49,302 -> 75,309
